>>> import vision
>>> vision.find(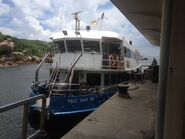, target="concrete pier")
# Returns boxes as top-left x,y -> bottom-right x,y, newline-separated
62,81 -> 157,139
